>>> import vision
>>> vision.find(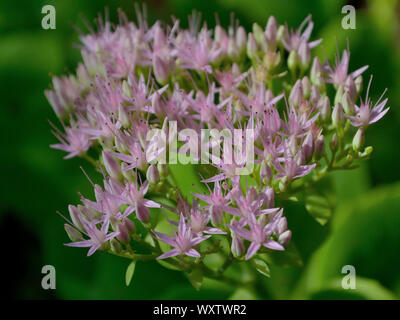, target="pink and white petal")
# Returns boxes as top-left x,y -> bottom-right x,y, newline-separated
245,242 -> 261,260
142,199 -> 161,208
87,244 -> 102,256
185,248 -> 201,258
157,249 -> 180,260
204,227 -> 227,235
190,235 -> 211,246
153,231 -> 176,246
64,240 -> 91,248
263,240 -> 285,251
201,173 -> 227,183
369,108 -> 389,124
350,65 -> 369,79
